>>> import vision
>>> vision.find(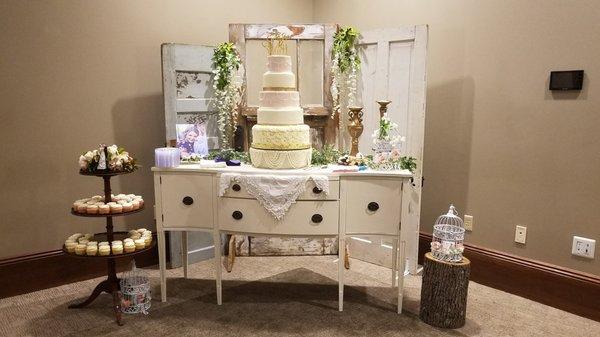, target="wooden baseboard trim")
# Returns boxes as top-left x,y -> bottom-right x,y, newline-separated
418,232 -> 600,322
0,244 -> 159,299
